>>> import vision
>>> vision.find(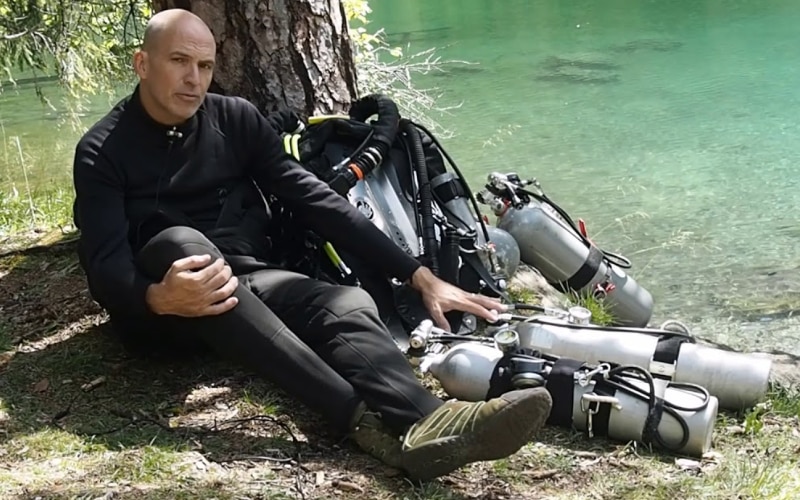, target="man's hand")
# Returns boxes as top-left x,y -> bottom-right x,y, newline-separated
145,254 -> 239,317
409,266 -> 508,330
